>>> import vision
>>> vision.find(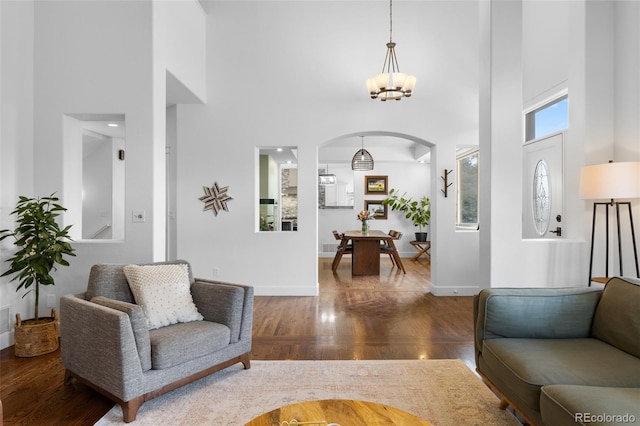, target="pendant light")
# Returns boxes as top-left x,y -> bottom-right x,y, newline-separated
366,0 -> 416,101
319,164 -> 337,185
352,136 -> 374,171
